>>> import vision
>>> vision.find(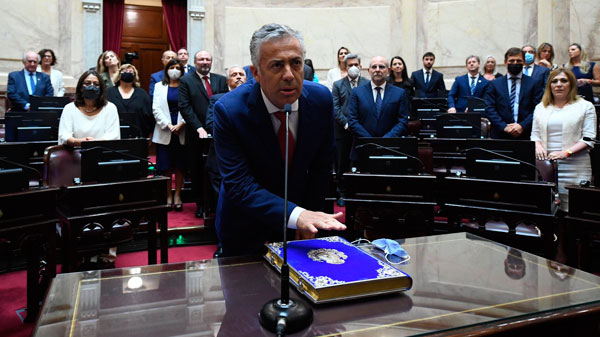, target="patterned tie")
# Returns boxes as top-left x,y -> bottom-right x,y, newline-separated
29,72 -> 36,95
509,77 -> 518,122
274,111 -> 295,164
351,79 -> 357,89
203,75 -> 213,97
425,71 -> 430,87
375,87 -> 383,118
470,76 -> 476,95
